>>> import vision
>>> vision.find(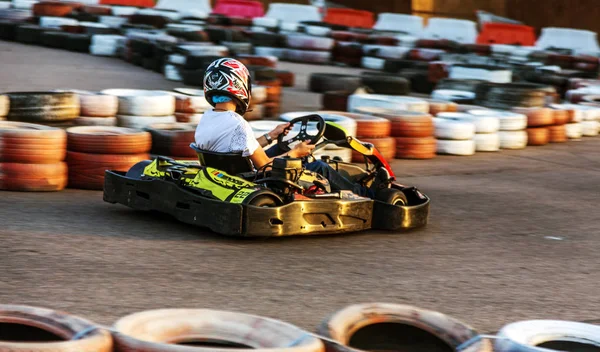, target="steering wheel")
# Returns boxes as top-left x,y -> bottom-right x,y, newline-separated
277,114 -> 326,153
